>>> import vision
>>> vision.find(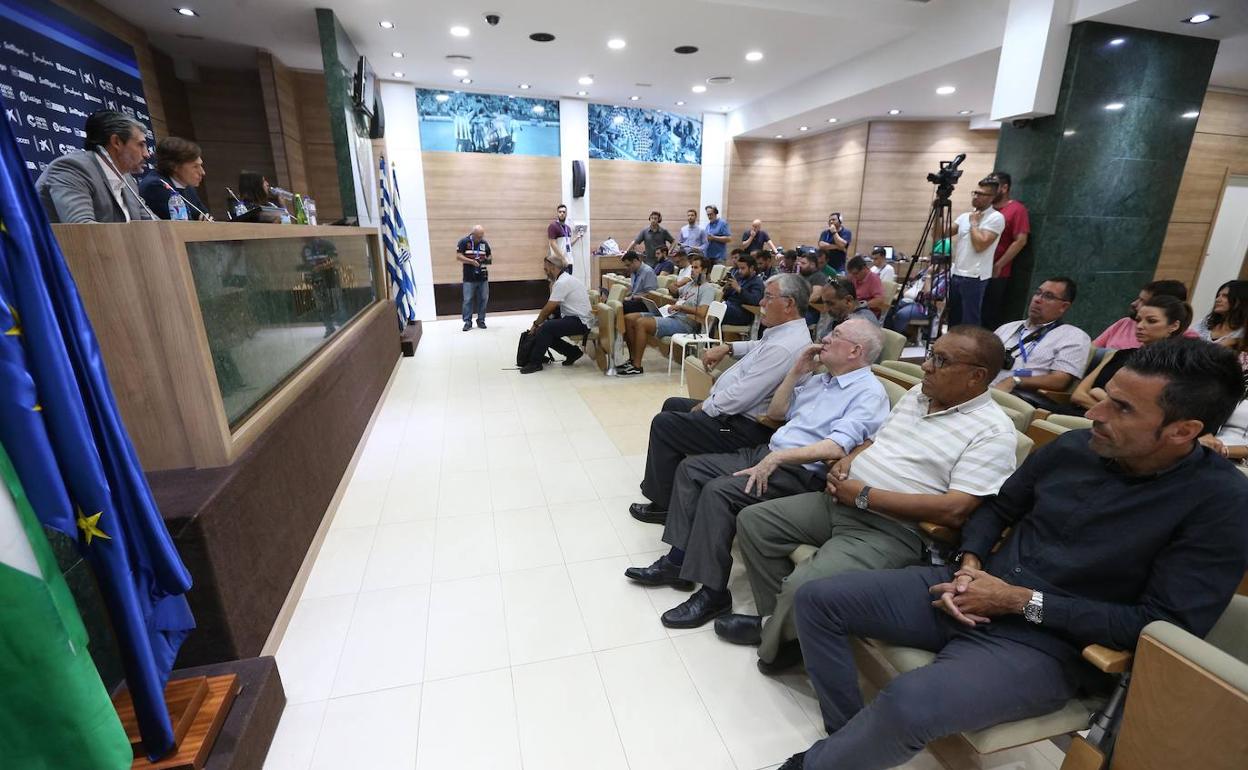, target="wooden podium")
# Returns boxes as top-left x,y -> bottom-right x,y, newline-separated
112,674 -> 240,769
